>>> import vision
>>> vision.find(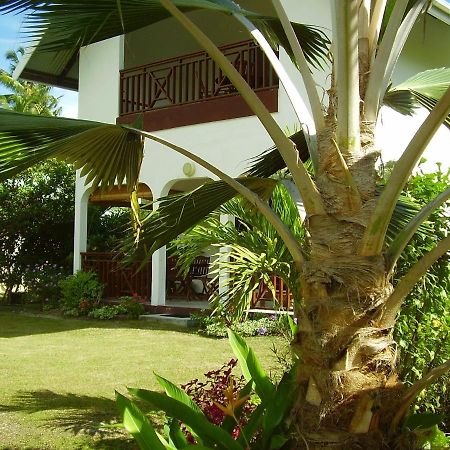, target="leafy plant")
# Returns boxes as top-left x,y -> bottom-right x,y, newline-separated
171,183 -> 302,321
394,165 -> 450,430
181,359 -> 255,441
88,305 -> 127,320
116,329 -> 298,449
22,262 -> 68,309
119,294 -> 146,319
58,271 -> 103,315
0,159 -> 75,301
